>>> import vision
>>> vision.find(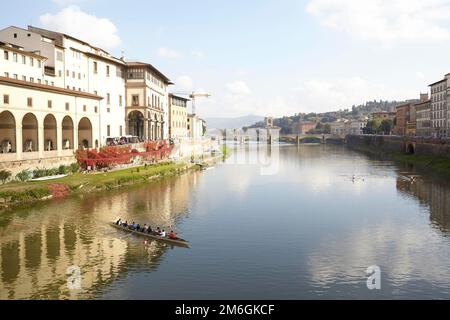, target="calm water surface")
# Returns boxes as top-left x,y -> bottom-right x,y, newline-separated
1,144 -> 450,299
